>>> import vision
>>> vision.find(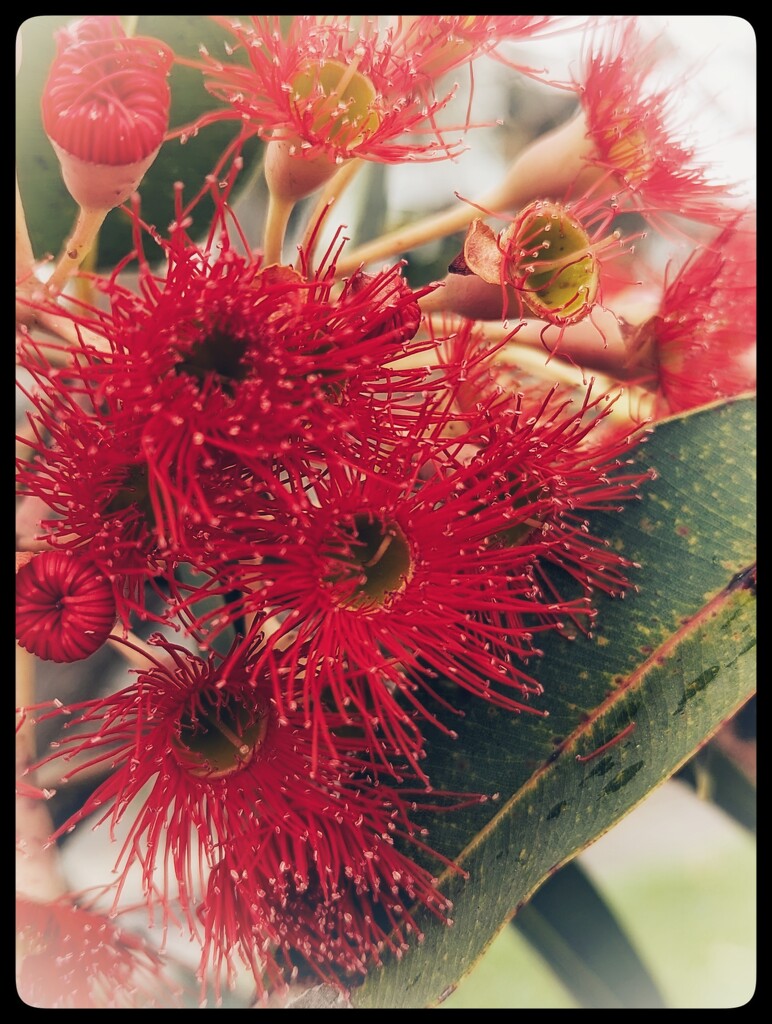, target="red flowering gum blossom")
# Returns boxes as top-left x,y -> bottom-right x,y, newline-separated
15,551 -> 116,662
200,833 -> 454,1003
15,169 -> 434,554
205,378 -> 650,782
626,212 -> 757,415
41,16 -> 173,210
16,896 -> 180,1009
176,16 -> 469,168
29,635 -> 476,975
575,18 -> 734,228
